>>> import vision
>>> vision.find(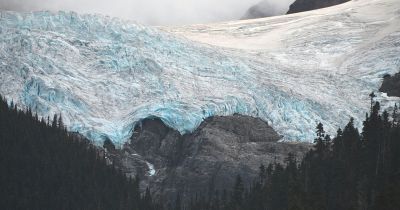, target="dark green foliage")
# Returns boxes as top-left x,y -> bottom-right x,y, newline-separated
2,93 -> 399,210
0,96 -> 154,210
184,100 -> 400,210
